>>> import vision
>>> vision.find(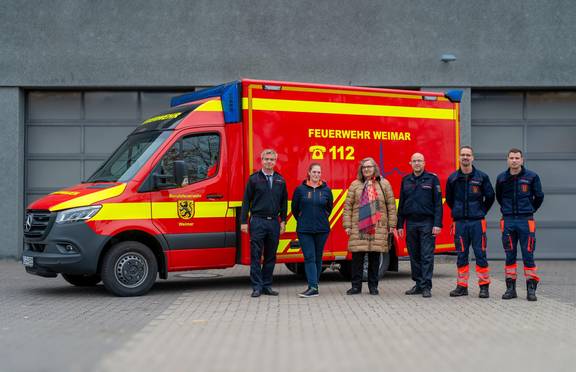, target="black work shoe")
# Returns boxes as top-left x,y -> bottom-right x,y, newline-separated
298,287 -> 319,298
262,287 -> 279,296
346,287 -> 361,295
405,286 -> 423,295
449,285 -> 469,297
526,279 -> 538,302
422,288 -> 432,298
369,288 -> 379,295
251,290 -> 261,298
479,284 -> 490,299
502,278 -> 517,300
